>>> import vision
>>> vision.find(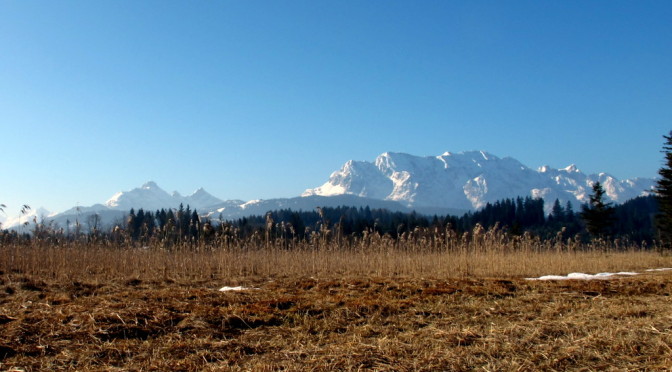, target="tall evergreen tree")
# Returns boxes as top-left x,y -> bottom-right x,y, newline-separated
581,181 -> 616,238
550,199 -> 565,222
655,131 -> 672,247
127,208 -> 137,238
565,201 -> 574,222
